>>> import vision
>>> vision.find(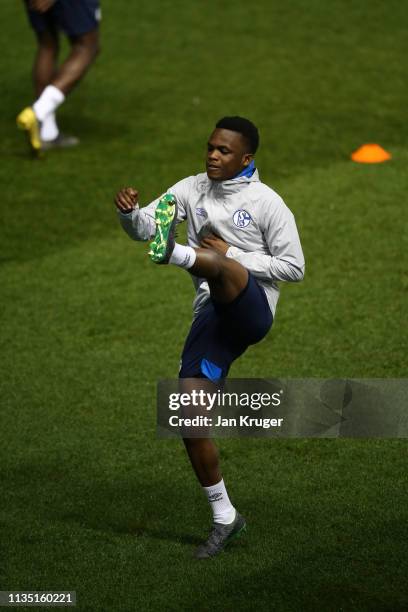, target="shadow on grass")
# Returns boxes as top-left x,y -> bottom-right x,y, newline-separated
3,457 -> 203,546
59,112 -> 130,143
5,113 -> 128,163
57,511 -> 202,547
